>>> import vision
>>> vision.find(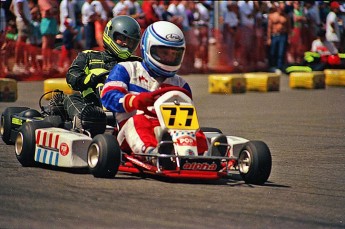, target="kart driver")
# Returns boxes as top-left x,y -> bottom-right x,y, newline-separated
63,16 -> 142,137
101,21 -> 208,158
